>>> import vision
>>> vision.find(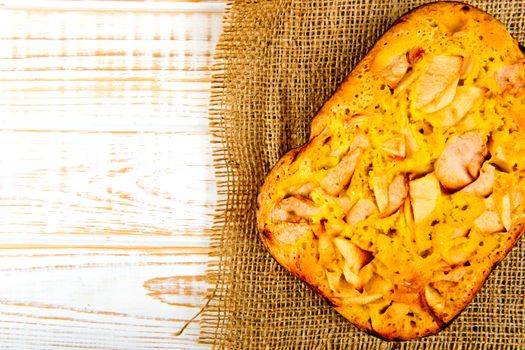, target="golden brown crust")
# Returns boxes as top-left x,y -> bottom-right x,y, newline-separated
257,2 -> 525,341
